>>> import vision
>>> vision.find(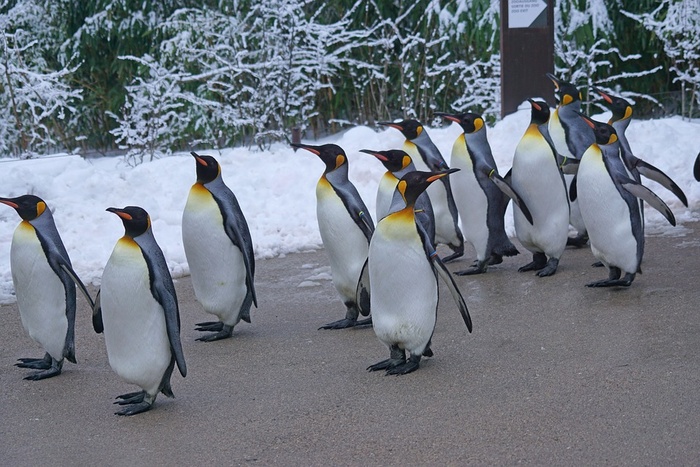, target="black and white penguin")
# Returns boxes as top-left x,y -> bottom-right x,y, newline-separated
436,111 -> 533,275
0,195 -> 94,380
546,73 -> 595,247
511,99 -> 570,276
292,143 -> 373,329
378,119 -> 464,262
572,117 -> 676,287
96,206 -> 186,415
593,87 -> 688,207
367,169 -> 472,375
359,148 -> 435,244
182,152 -> 257,341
